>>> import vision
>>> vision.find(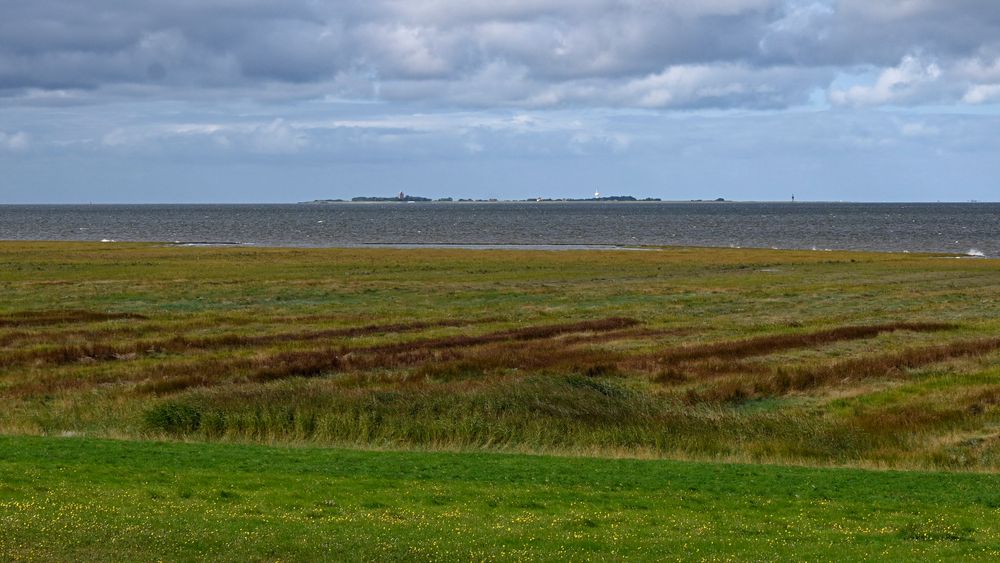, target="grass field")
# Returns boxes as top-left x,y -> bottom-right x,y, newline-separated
1,241 -> 997,469
0,240 -> 998,559
2,435 -> 999,561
